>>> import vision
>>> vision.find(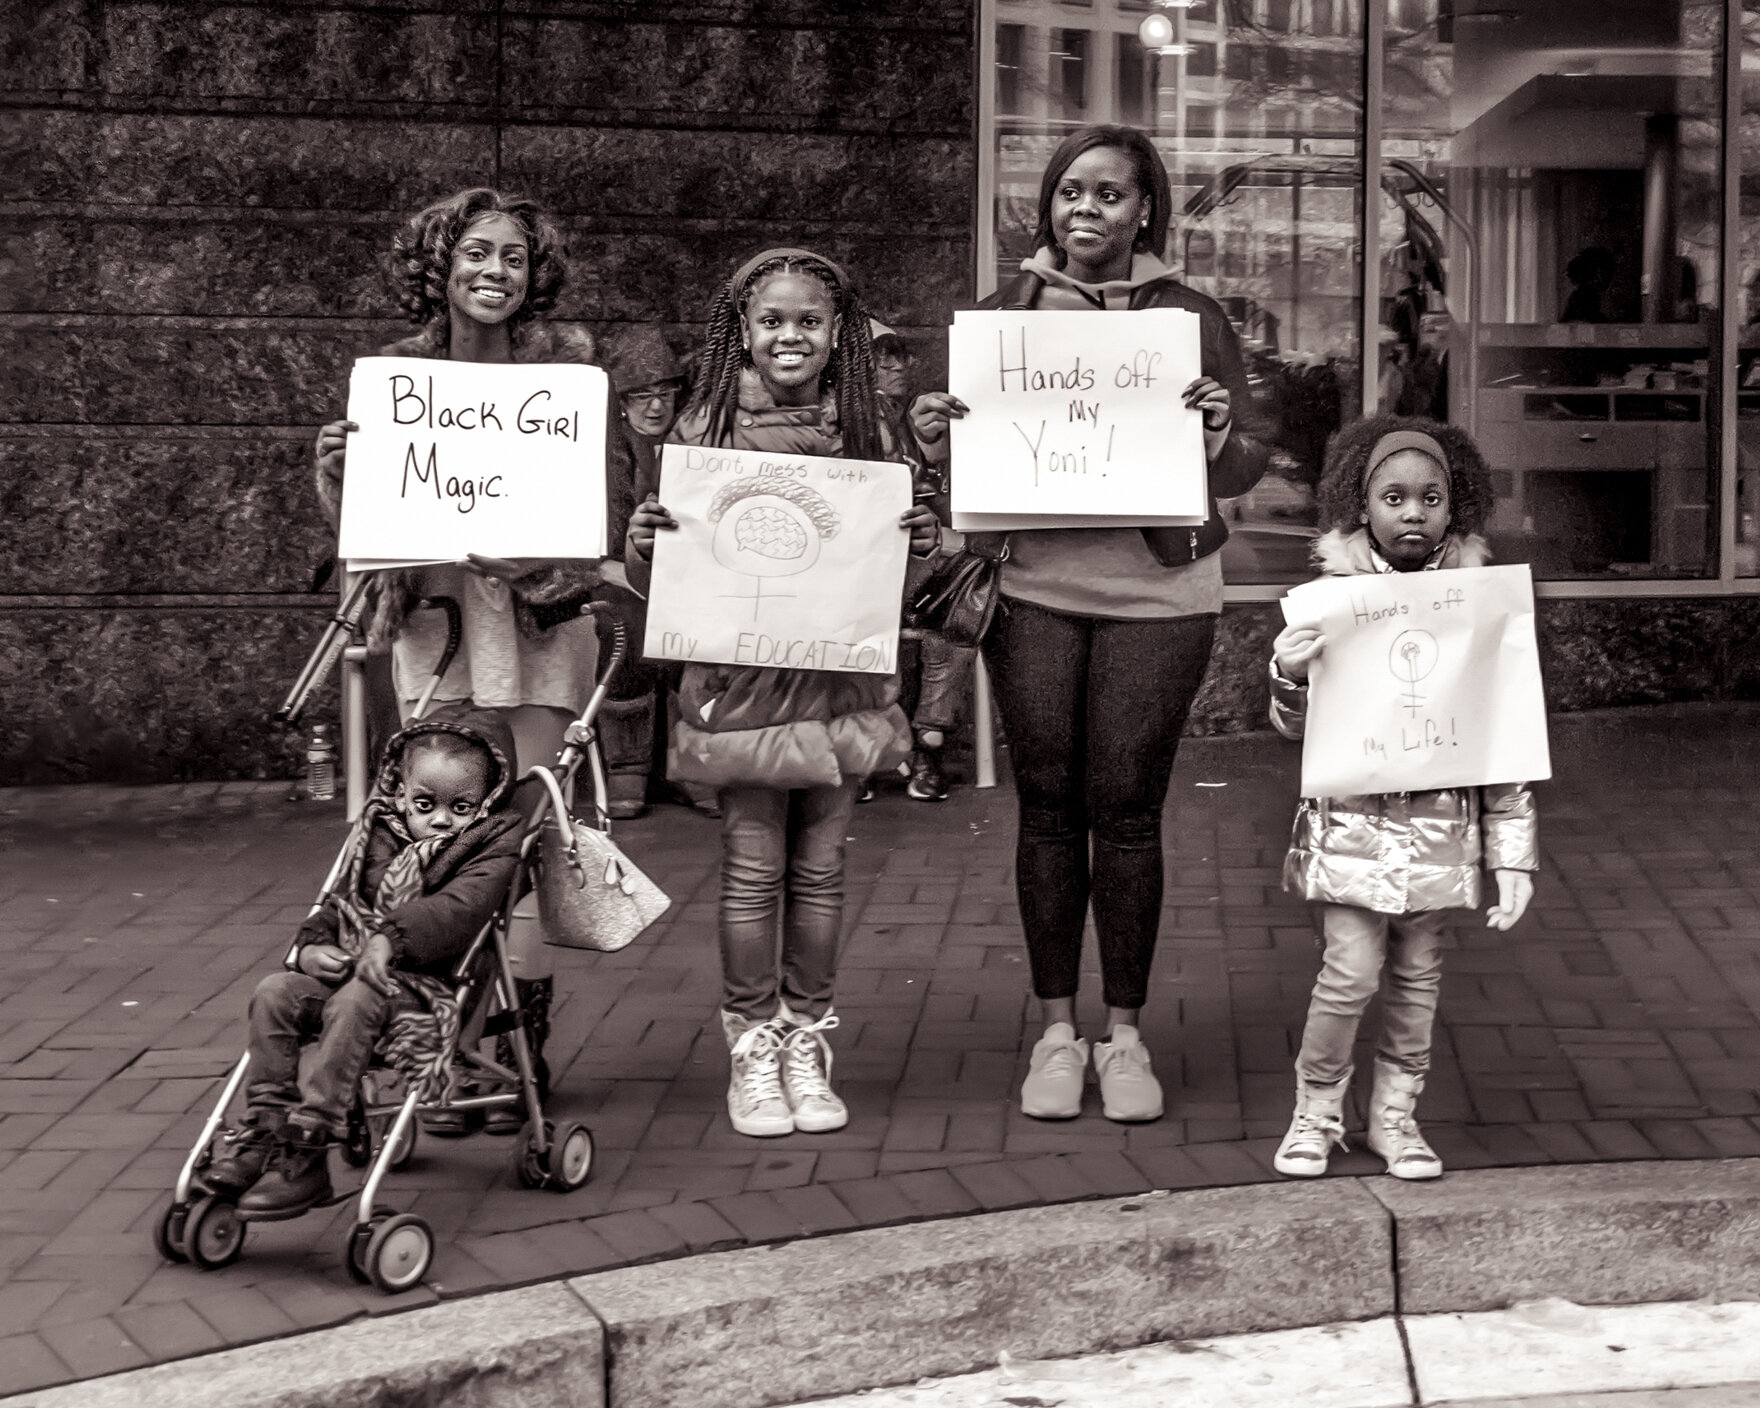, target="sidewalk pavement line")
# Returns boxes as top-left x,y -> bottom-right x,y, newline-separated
3,1159 -> 1757,1408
